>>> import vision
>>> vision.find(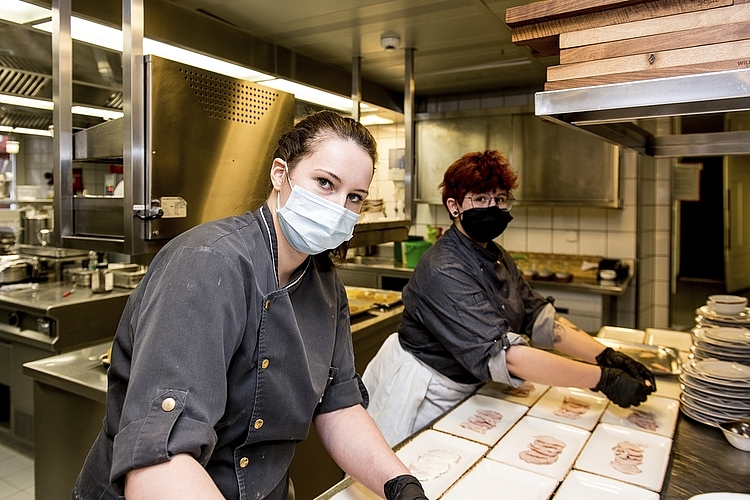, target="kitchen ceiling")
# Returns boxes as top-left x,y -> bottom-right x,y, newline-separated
166,0 -> 553,96
0,0 -> 557,133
